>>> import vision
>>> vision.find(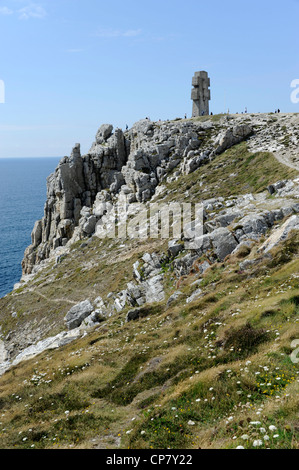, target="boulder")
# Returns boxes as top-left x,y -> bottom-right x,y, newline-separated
95,124 -> 113,144
210,227 -> 238,260
214,124 -> 252,154
144,274 -> 165,303
267,180 -> 288,195
82,215 -> 98,235
82,309 -> 106,327
65,300 -> 94,330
